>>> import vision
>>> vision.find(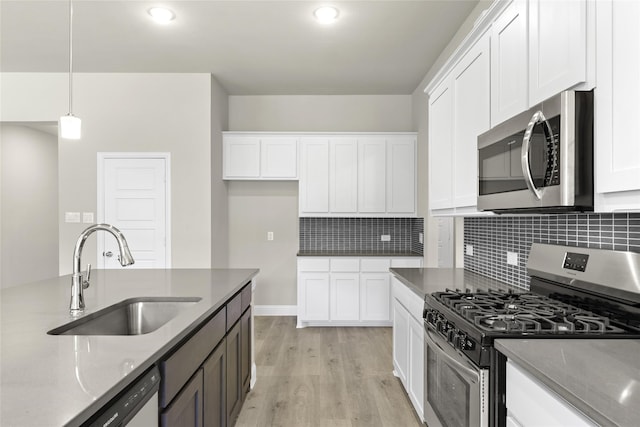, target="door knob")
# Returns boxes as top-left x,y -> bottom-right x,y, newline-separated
103,251 -> 113,258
